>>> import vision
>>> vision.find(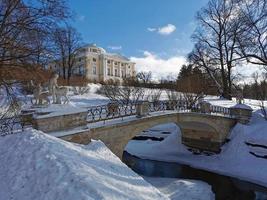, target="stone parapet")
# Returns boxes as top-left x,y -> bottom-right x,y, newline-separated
32,111 -> 88,132
229,104 -> 252,124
